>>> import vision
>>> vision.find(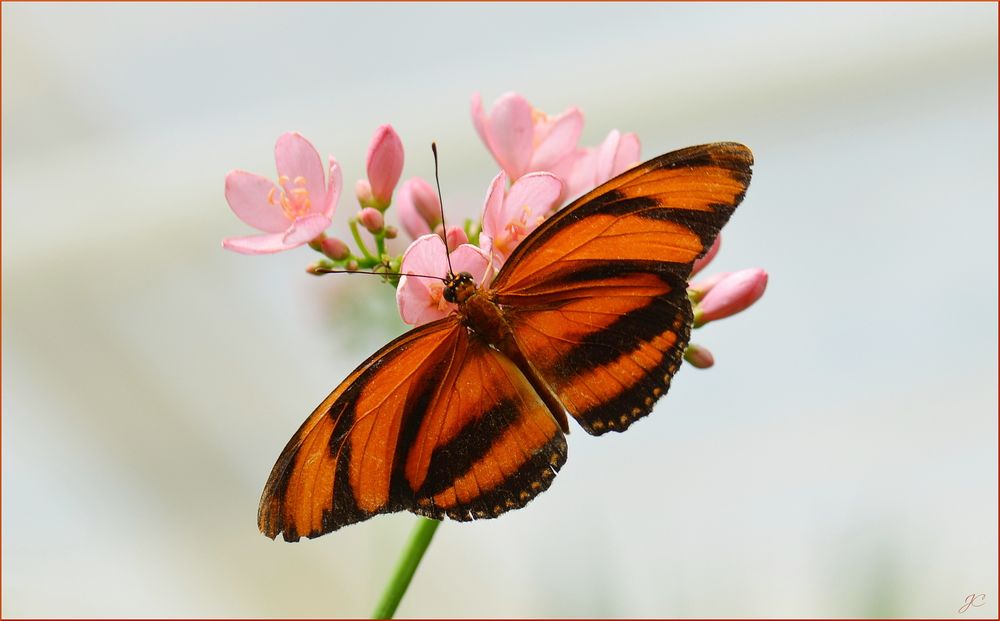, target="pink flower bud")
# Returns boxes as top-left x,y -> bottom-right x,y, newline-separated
359,207 -> 384,233
320,236 -> 350,260
694,268 -> 768,327
683,344 -> 715,369
691,234 -> 721,277
384,225 -> 398,239
688,271 -> 732,303
355,179 -> 374,206
435,224 -> 469,251
396,177 -> 442,239
366,124 -> 404,205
